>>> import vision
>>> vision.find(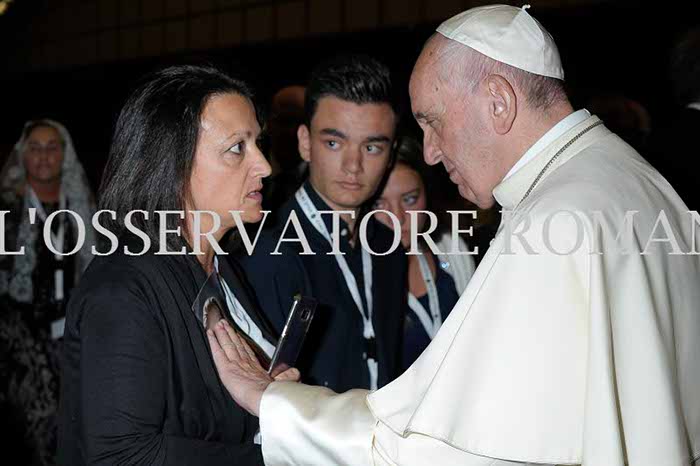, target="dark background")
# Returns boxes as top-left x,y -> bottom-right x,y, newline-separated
1,0 -> 698,189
